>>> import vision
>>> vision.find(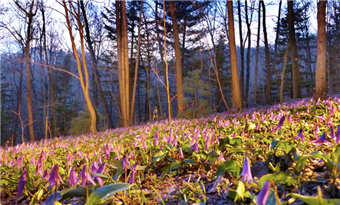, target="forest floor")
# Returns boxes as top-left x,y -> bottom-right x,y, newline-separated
1,95 -> 340,205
